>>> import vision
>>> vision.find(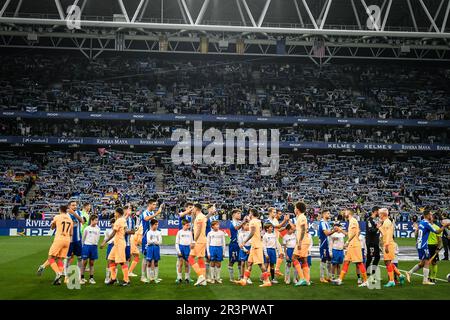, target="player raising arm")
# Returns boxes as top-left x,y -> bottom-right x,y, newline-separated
405,210 -> 450,285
